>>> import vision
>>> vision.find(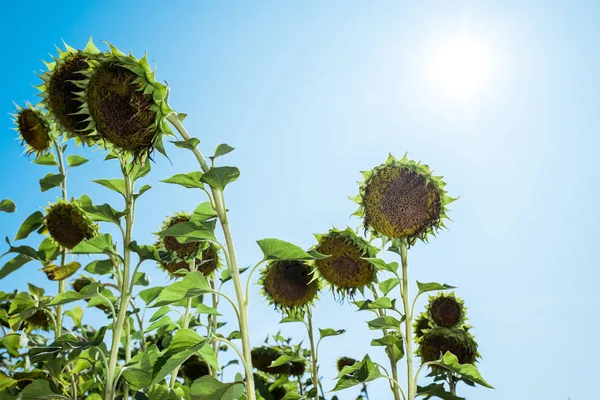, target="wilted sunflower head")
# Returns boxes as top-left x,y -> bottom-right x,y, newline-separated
426,292 -> 467,329
313,228 -> 378,298
336,357 -> 357,373
180,355 -> 210,381
12,104 -> 52,157
156,212 -> 199,260
71,277 -> 92,293
251,346 -> 289,375
24,309 -> 50,331
37,39 -> 101,142
352,154 -> 455,246
270,386 -> 287,400
288,360 -> 306,376
160,241 -> 221,277
76,41 -> 173,161
44,199 -> 98,250
418,327 -> 478,367
413,311 -> 431,340
260,260 -> 319,313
